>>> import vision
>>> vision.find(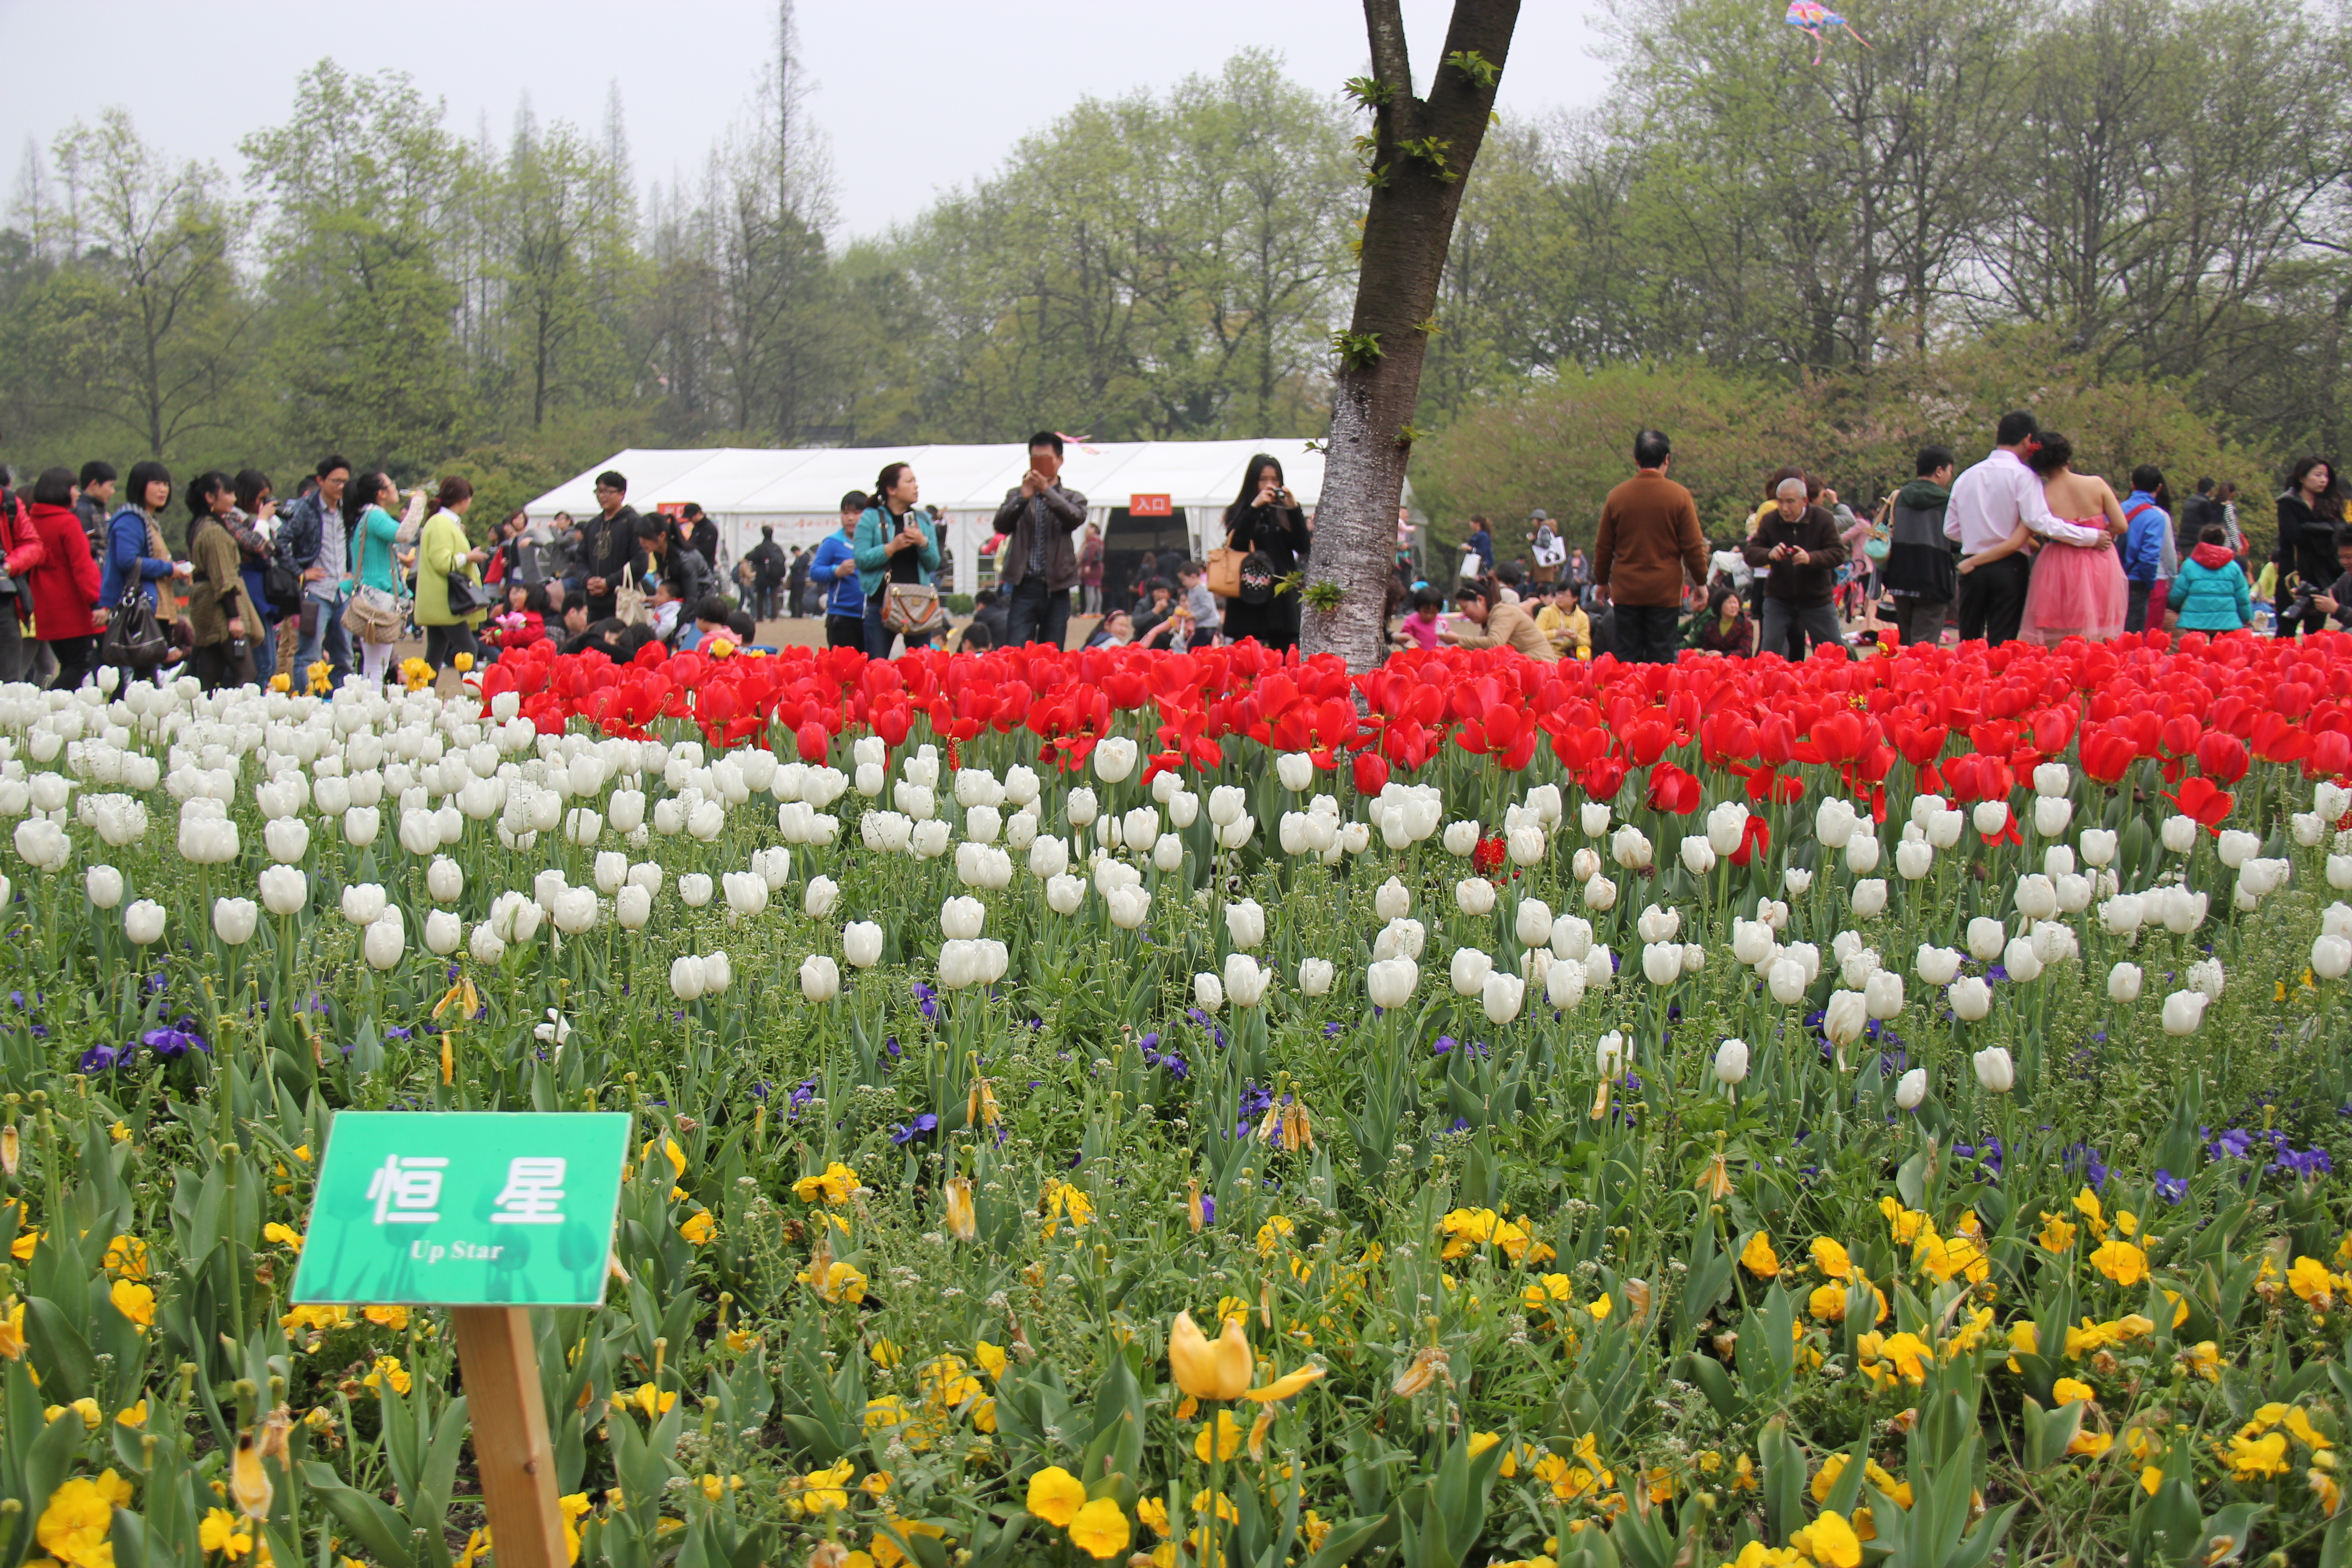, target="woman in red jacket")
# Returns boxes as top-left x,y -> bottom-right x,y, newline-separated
25,466 -> 103,691
0,468 -> 46,682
